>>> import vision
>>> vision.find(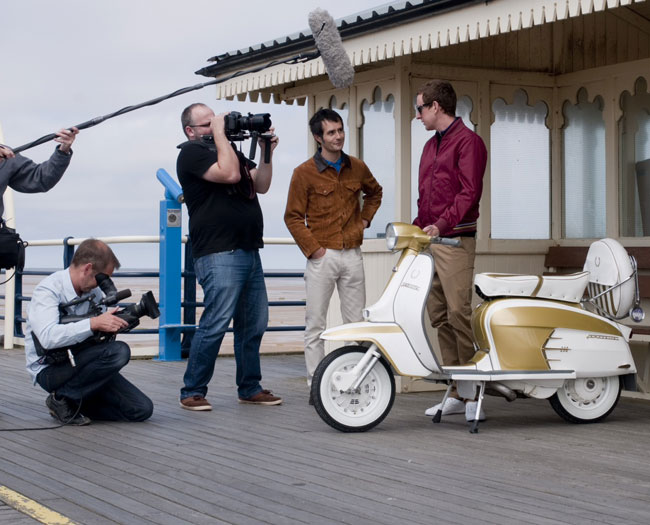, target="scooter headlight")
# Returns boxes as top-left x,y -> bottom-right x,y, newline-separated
386,223 -> 399,251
